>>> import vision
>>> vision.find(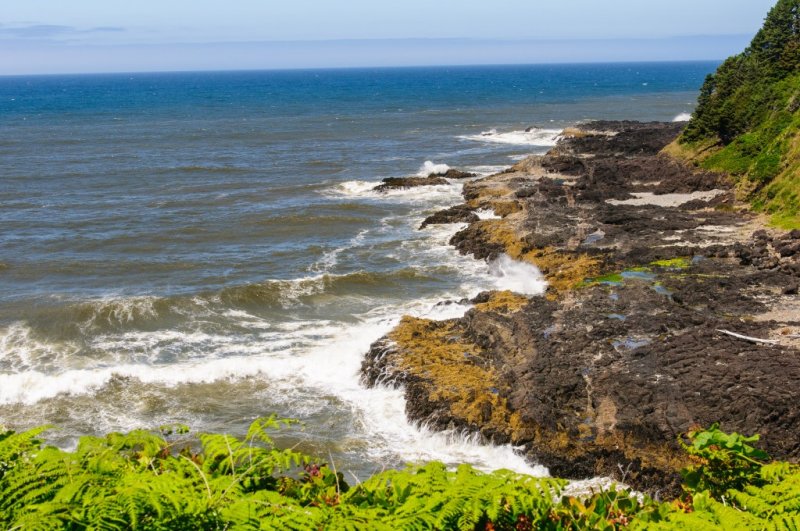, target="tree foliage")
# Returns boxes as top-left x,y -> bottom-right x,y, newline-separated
678,0 -> 800,227
683,0 -> 800,144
